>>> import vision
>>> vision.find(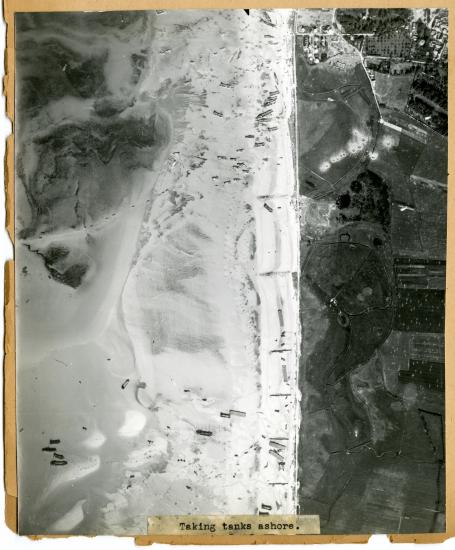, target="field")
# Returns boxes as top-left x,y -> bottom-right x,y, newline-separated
373,72 -> 414,111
